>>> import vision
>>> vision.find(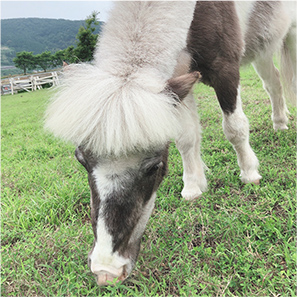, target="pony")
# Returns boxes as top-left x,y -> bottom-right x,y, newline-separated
45,1 -> 296,285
